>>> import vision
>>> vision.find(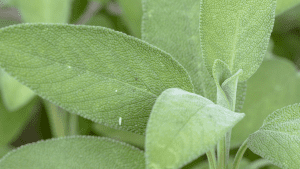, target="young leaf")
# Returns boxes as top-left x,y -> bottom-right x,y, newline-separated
142,0 -> 247,112
0,23 -> 193,135
276,0 -> 300,16
248,103 -> 300,169
145,88 -> 244,169
231,57 -> 300,148
0,94 -> 39,146
200,0 -> 276,81
0,70 -> 35,112
0,136 -> 145,169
